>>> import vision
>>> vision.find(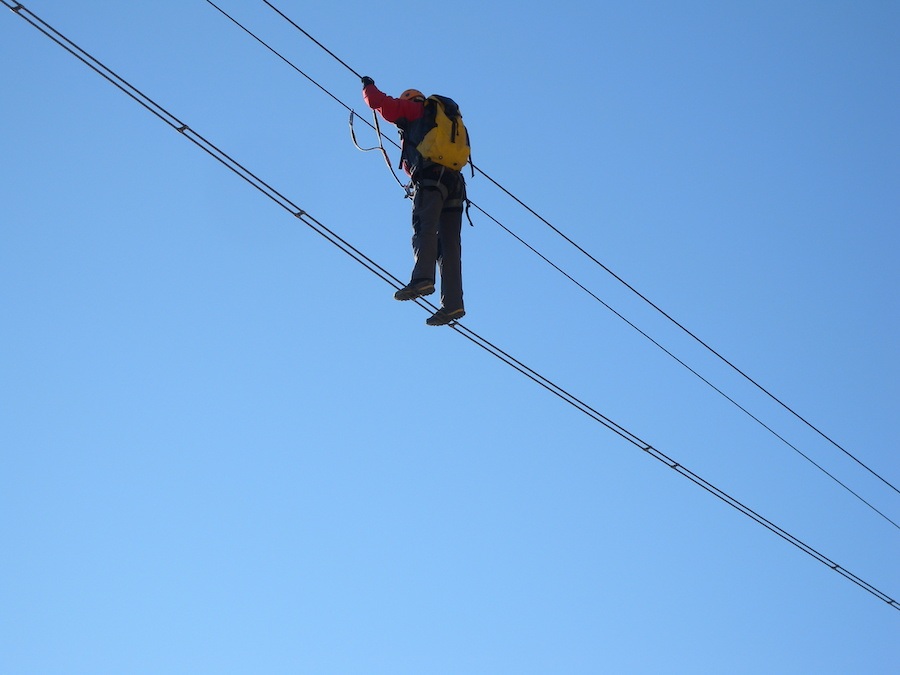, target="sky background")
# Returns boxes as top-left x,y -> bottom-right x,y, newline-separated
2,1 -> 899,673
